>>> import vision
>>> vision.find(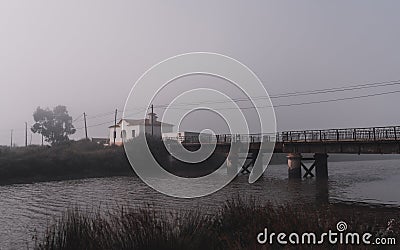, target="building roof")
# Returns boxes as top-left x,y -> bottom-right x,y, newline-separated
108,118 -> 174,128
